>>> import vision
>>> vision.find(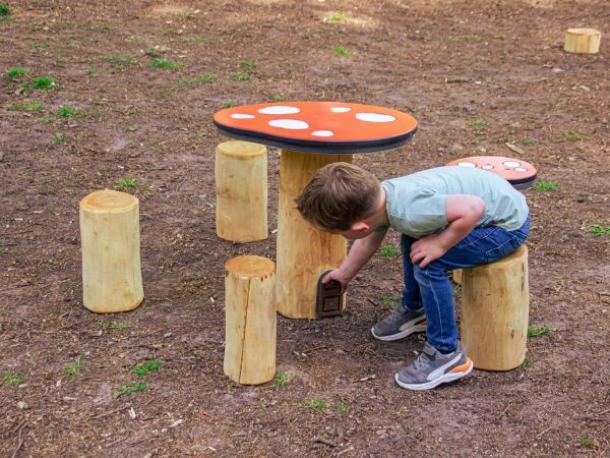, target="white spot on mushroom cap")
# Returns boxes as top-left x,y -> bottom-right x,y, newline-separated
515,167 -> 528,172
312,130 -> 334,137
457,161 -> 477,168
482,164 -> 494,170
269,119 -> 309,130
331,107 -> 351,113
258,106 -> 300,115
356,112 -> 396,123
230,113 -> 255,119
503,160 -> 521,168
